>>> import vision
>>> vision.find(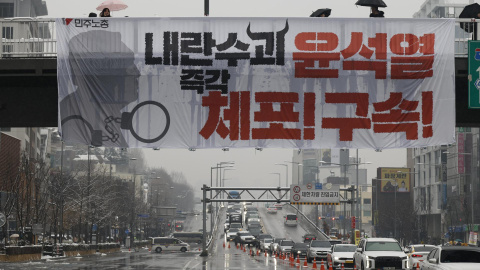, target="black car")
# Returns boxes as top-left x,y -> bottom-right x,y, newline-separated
291,243 -> 309,258
254,233 -> 273,249
234,231 -> 256,246
303,234 -> 317,243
